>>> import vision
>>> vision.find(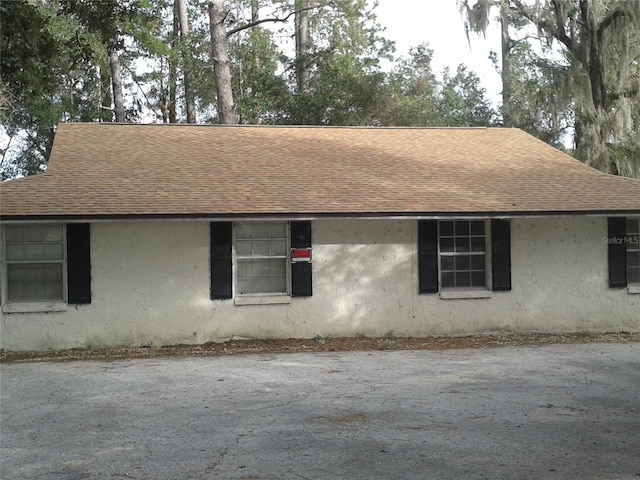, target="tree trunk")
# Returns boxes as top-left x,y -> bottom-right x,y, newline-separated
251,0 -> 259,24
295,0 -> 310,96
177,0 -> 196,123
100,62 -> 113,122
499,0 -> 512,127
109,48 -> 125,123
168,0 -> 179,123
249,0 -> 261,124
208,0 -> 236,124
250,0 -> 260,70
